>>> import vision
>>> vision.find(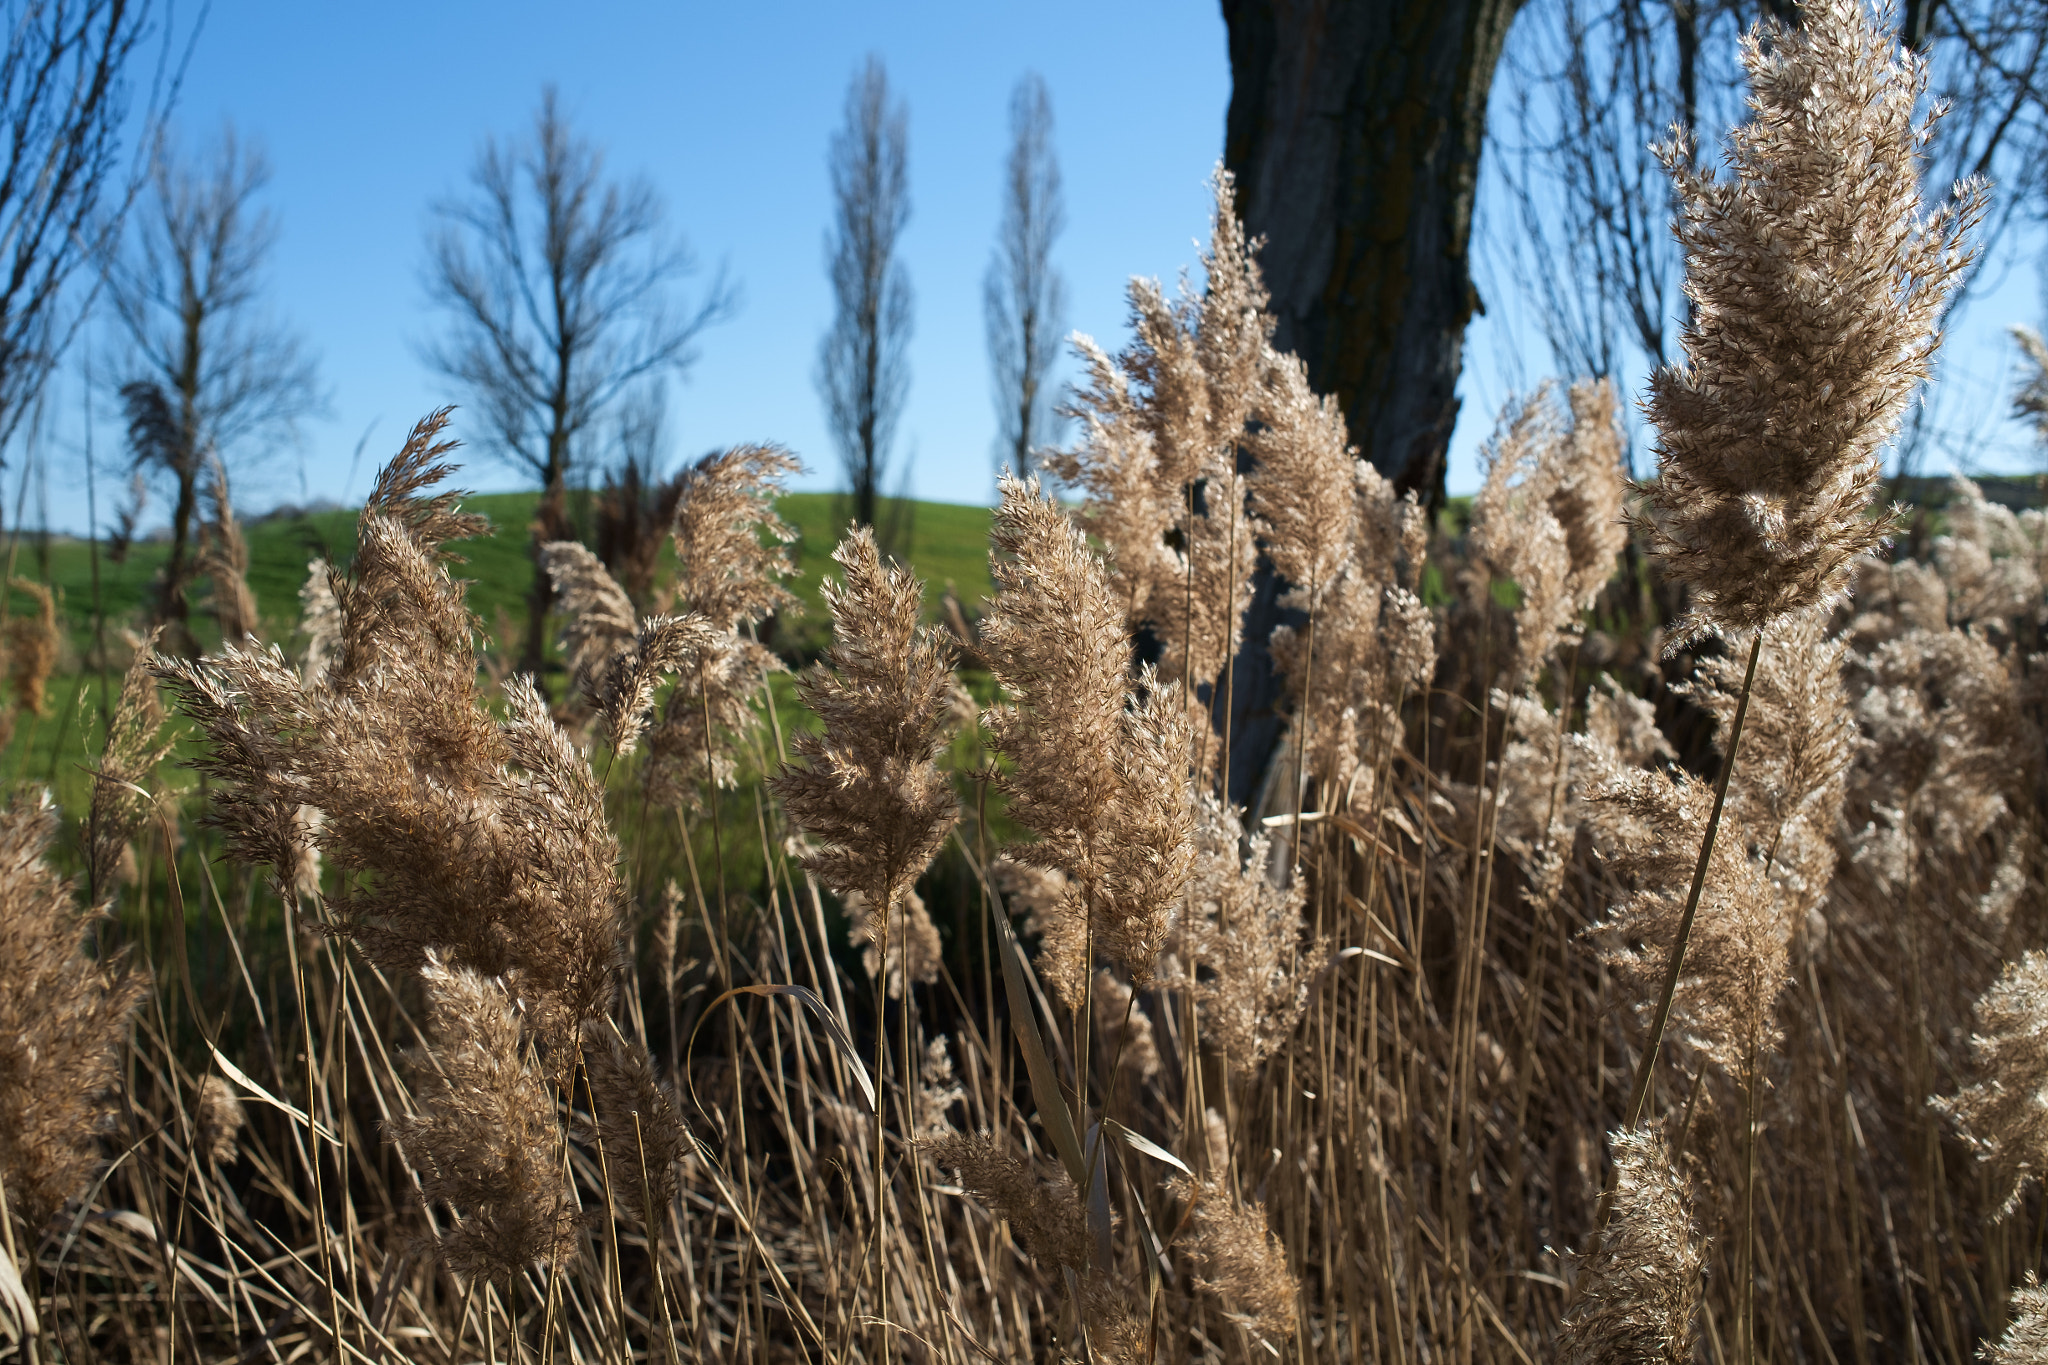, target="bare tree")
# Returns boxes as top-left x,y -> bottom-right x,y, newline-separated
984,73 -> 1066,483
0,0 -> 171,466
818,56 -> 912,544
424,86 -> 732,671
107,122 -> 323,655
